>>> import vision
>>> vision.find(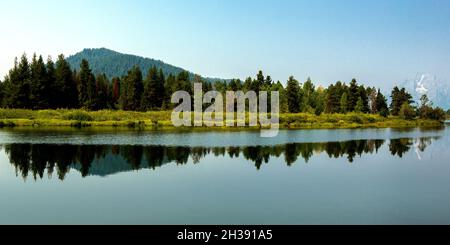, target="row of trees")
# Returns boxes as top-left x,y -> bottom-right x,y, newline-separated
0,53 -> 446,120
7,137 -> 428,180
